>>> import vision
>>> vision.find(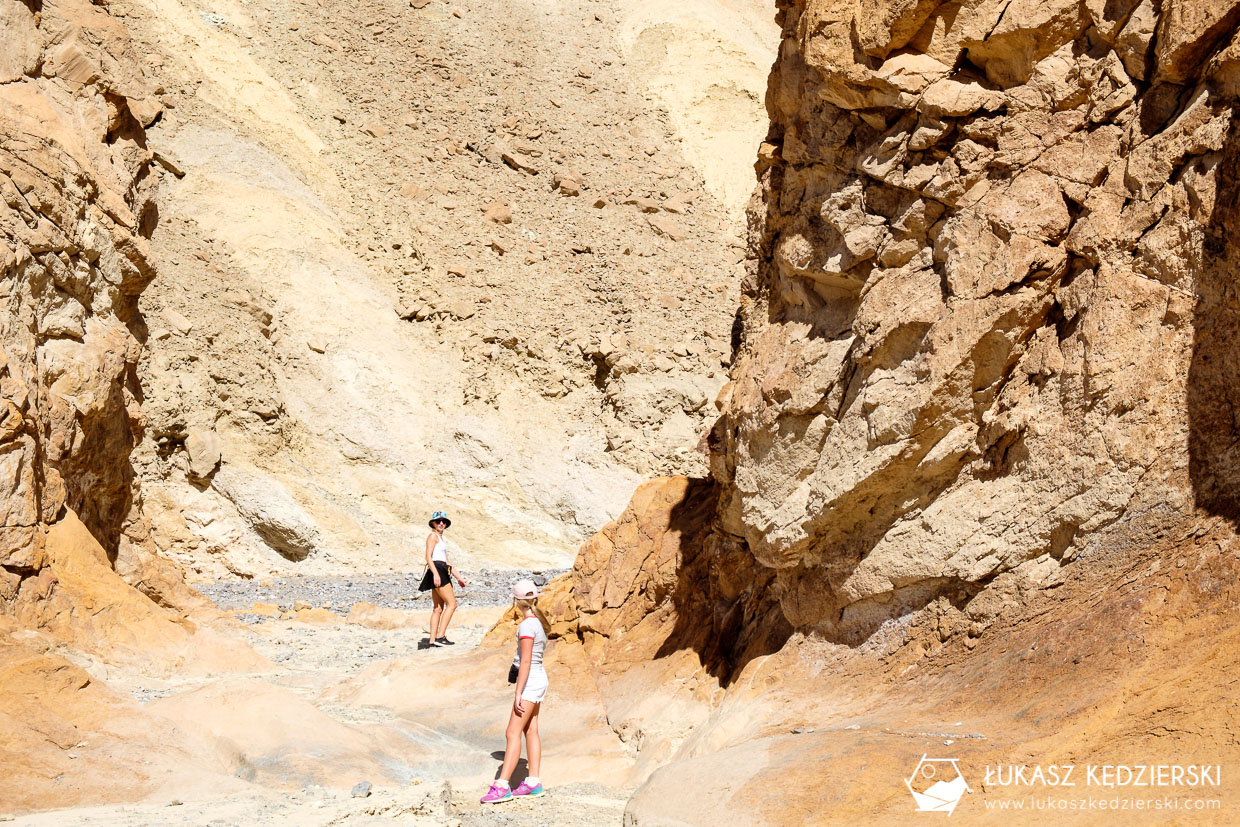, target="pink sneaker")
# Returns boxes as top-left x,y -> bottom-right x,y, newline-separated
512,780 -> 545,797
480,782 -> 513,804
